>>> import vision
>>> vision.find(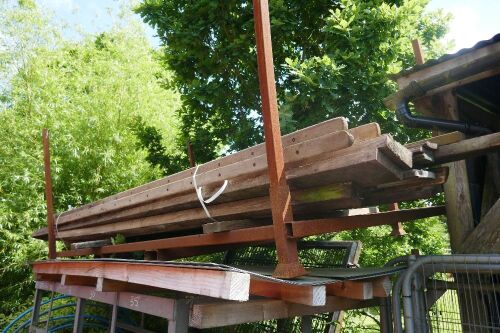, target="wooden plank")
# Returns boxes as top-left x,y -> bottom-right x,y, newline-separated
56,207 -> 445,258
71,239 -> 112,250
55,130 -> 354,228
326,281 -> 372,300
371,277 -> 392,298
405,132 -> 463,150
58,225 -> 276,257
461,198 -> 500,253
291,206 -> 446,238
250,279 -> 326,306
189,297 -> 378,329
42,129 -> 56,259
430,132 -> 500,165
362,167 -> 448,205
287,135 -> 411,189
396,42 -> 500,89
56,118 -> 348,223
203,219 -> 270,234
61,274 -> 97,287
349,122 -> 380,142
96,277 -> 164,293
73,298 -> 85,333
35,280 -> 175,319
412,39 -> 425,65
35,273 -> 61,282
32,261 -> 251,301
51,184 -> 360,241
55,122 -> 382,229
